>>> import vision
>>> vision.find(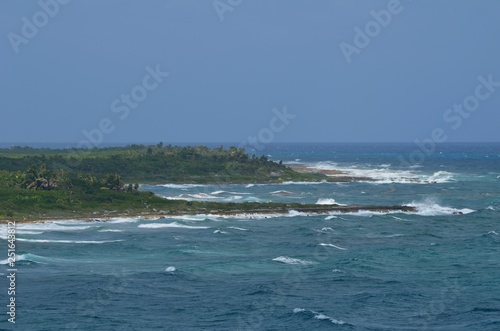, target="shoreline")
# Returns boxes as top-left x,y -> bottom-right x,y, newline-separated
0,204 -> 416,224
286,164 -> 374,182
